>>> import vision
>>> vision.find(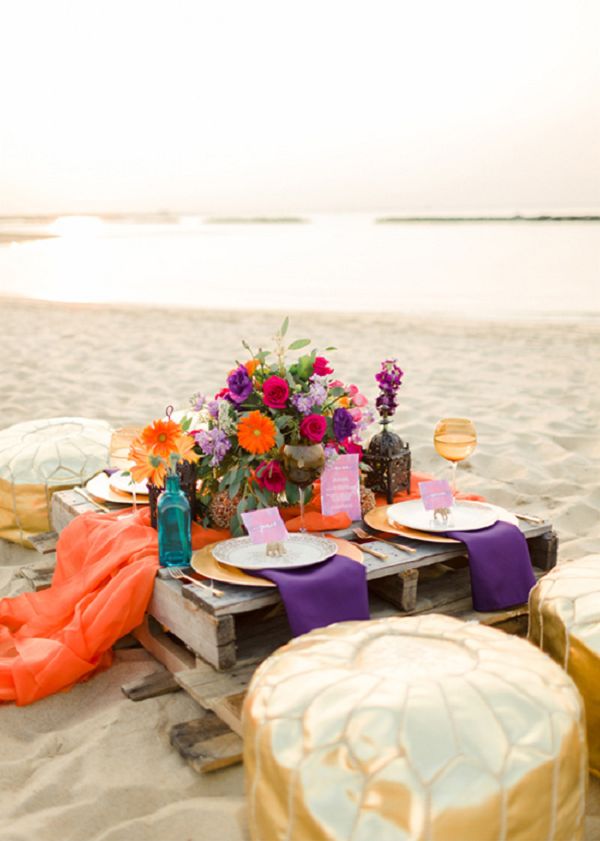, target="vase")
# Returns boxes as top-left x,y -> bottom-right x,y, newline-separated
281,443 -> 325,532
157,472 -> 192,567
363,417 -> 411,504
149,460 -> 197,529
